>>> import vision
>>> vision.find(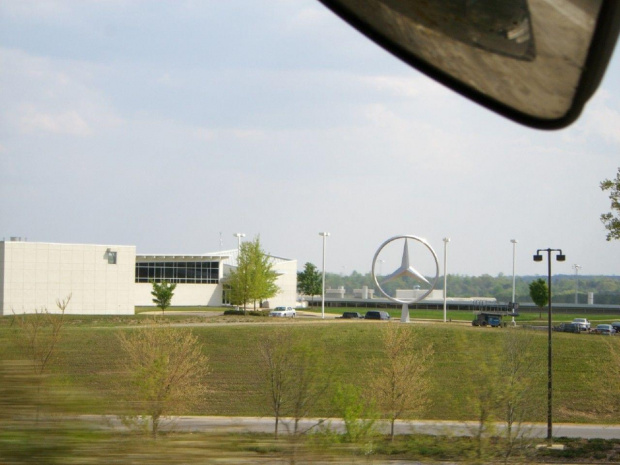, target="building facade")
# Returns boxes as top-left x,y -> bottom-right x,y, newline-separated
0,240 -> 136,315
0,239 -> 297,315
